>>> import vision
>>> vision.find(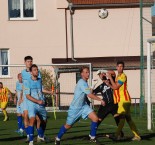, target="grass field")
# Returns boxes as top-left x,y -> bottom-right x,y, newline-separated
0,111 -> 155,145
